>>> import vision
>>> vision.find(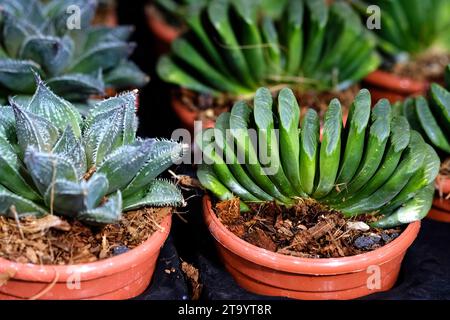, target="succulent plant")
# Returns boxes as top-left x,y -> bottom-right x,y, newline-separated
0,75 -> 185,225
157,0 -> 379,98
0,0 -> 148,104
395,65 -> 450,154
154,0 -> 287,26
196,87 -> 439,228
351,0 -> 450,57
